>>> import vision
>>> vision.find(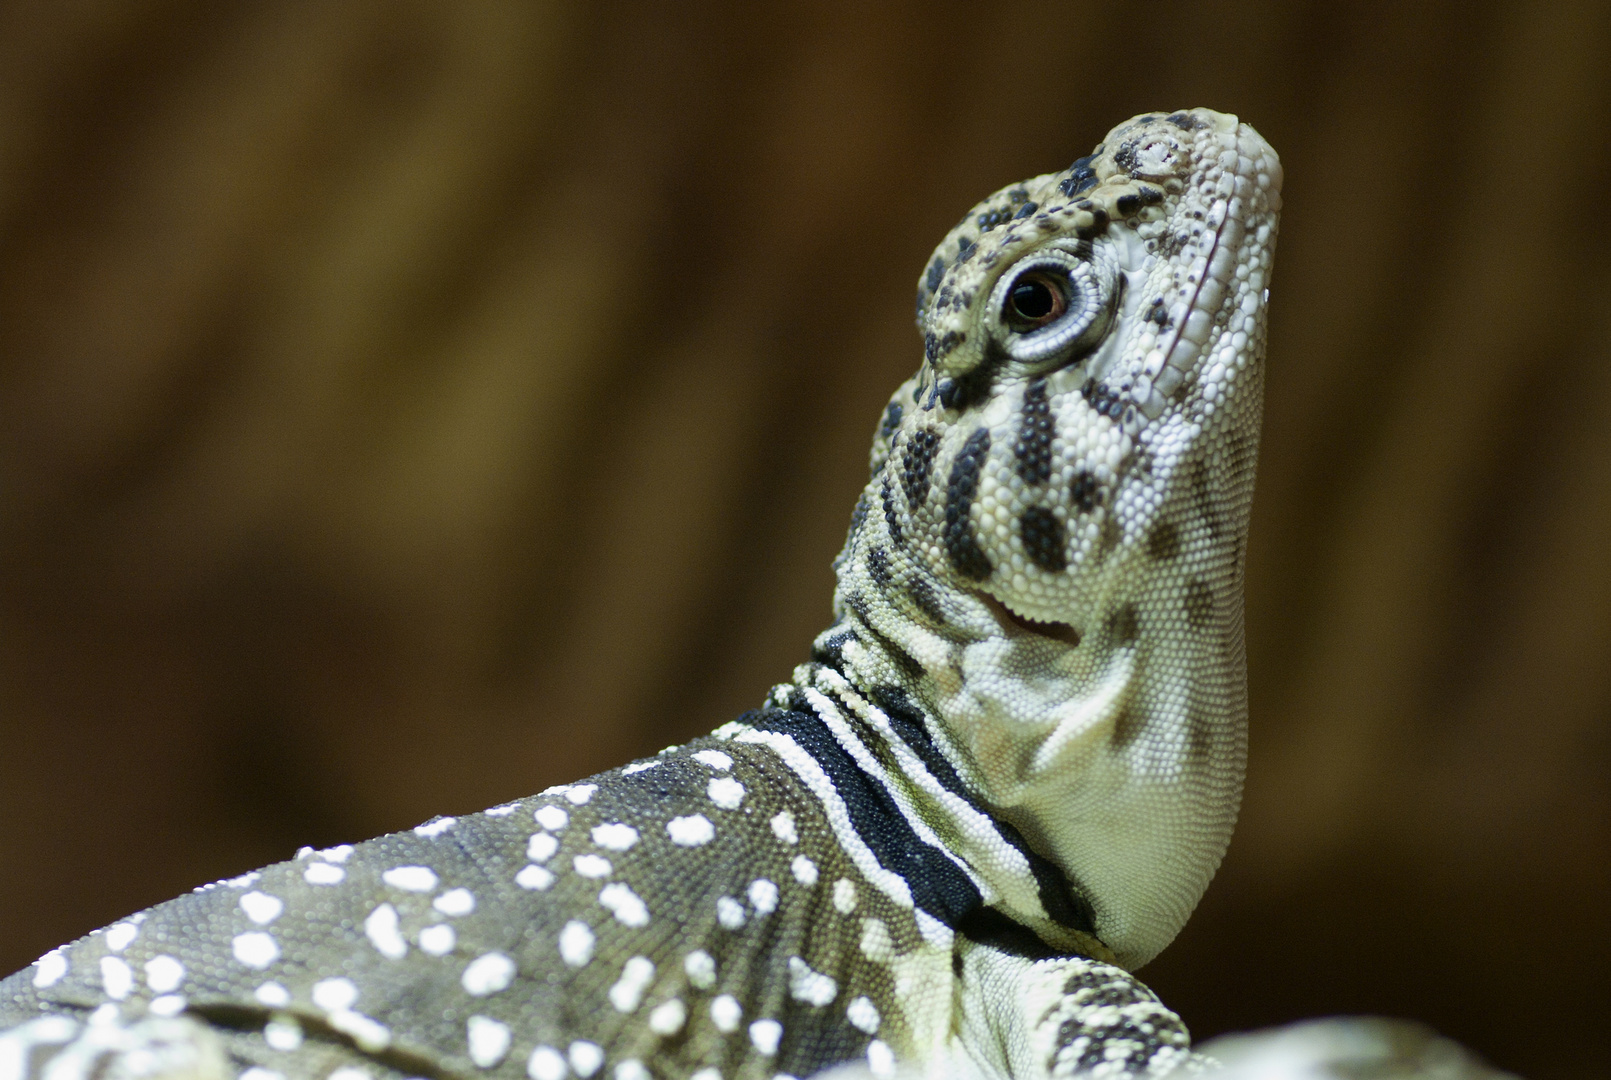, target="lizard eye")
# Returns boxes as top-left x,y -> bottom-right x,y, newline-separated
992,251 -> 1115,365
1005,271 -> 1067,330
